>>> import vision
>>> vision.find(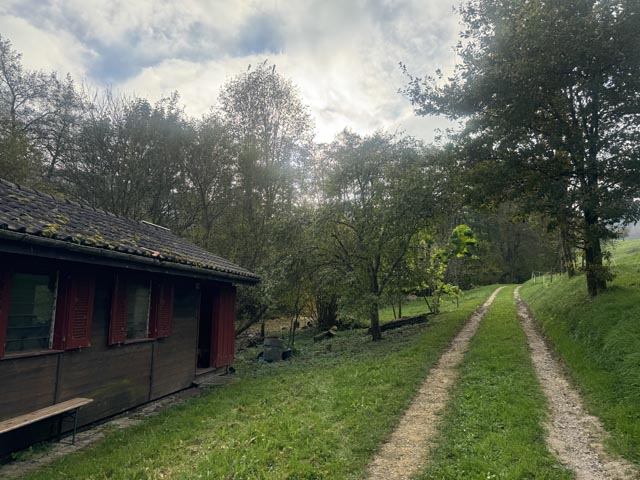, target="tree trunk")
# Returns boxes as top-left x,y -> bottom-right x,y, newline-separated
583,207 -> 606,297
398,300 -> 402,319
369,261 -> 382,341
582,93 -> 607,297
289,313 -> 299,347
370,301 -> 382,341
559,226 -> 576,277
288,316 -> 295,345
315,293 -> 338,330
423,295 -> 433,313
